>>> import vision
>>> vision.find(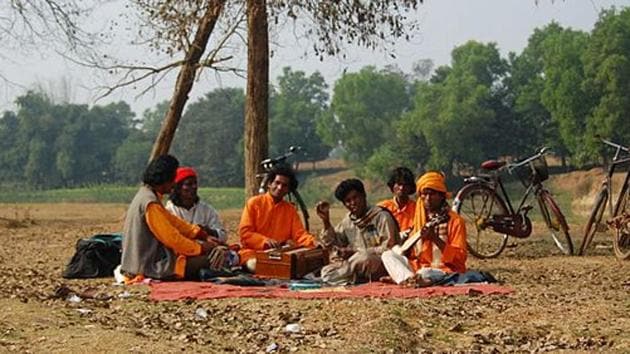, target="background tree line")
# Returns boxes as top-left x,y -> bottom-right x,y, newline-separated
1,7 -> 630,189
